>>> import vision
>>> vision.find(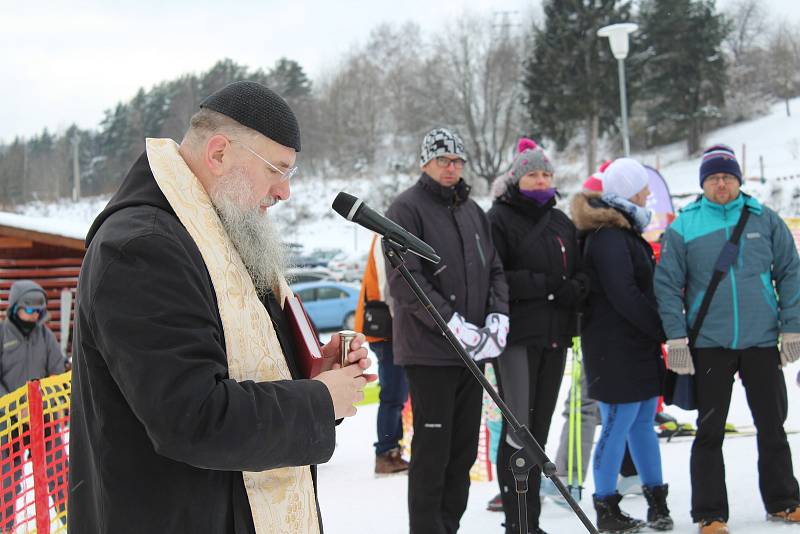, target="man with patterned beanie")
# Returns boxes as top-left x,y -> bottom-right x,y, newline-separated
68,81 -> 376,534
655,144 -> 800,534
386,127 -> 509,533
